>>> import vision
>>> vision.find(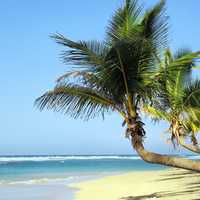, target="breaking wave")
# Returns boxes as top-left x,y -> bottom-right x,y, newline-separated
0,155 -> 141,163
1,155 -> 199,163
0,176 -> 80,185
